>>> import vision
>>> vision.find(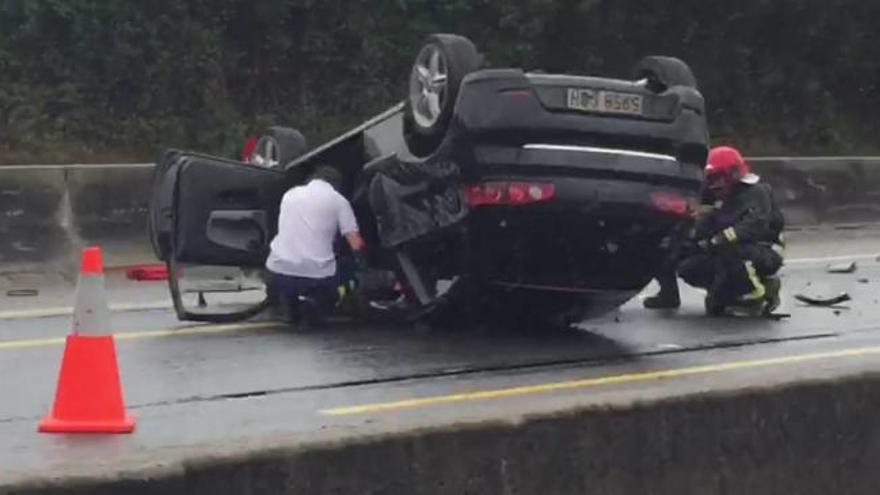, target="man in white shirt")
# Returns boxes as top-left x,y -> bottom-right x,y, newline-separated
265,166 -> 366,322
